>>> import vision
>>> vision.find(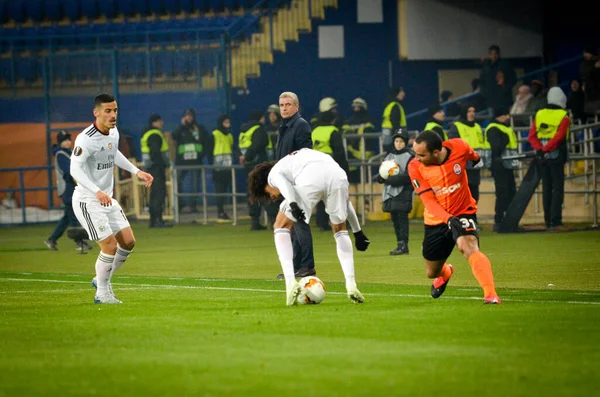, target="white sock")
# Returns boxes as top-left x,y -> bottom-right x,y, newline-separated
110,245 -> 132,279
334,231 -> 356,288
274,228 -> 295,289
346,202 -> 361,233
95,252 -> 115,295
